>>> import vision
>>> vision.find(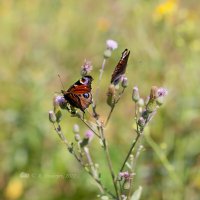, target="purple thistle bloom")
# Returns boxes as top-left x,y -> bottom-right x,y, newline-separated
157,88 -> 168,97
106,39 -> 118,50
85,130 -> 94,139
55,95 -> 65,104
119,171 -> 131,180
81,59 -> 93,75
